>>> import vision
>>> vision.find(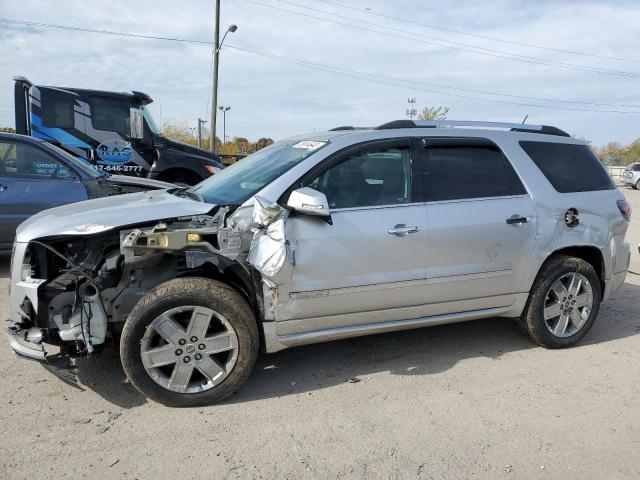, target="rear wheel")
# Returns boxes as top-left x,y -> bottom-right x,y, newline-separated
120,277 -> 258,407
519,255 -> 601,348
635,179 -> 640,190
